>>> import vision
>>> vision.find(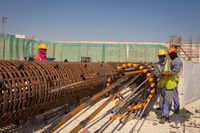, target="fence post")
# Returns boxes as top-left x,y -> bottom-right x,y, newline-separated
3,34 -> 6,60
